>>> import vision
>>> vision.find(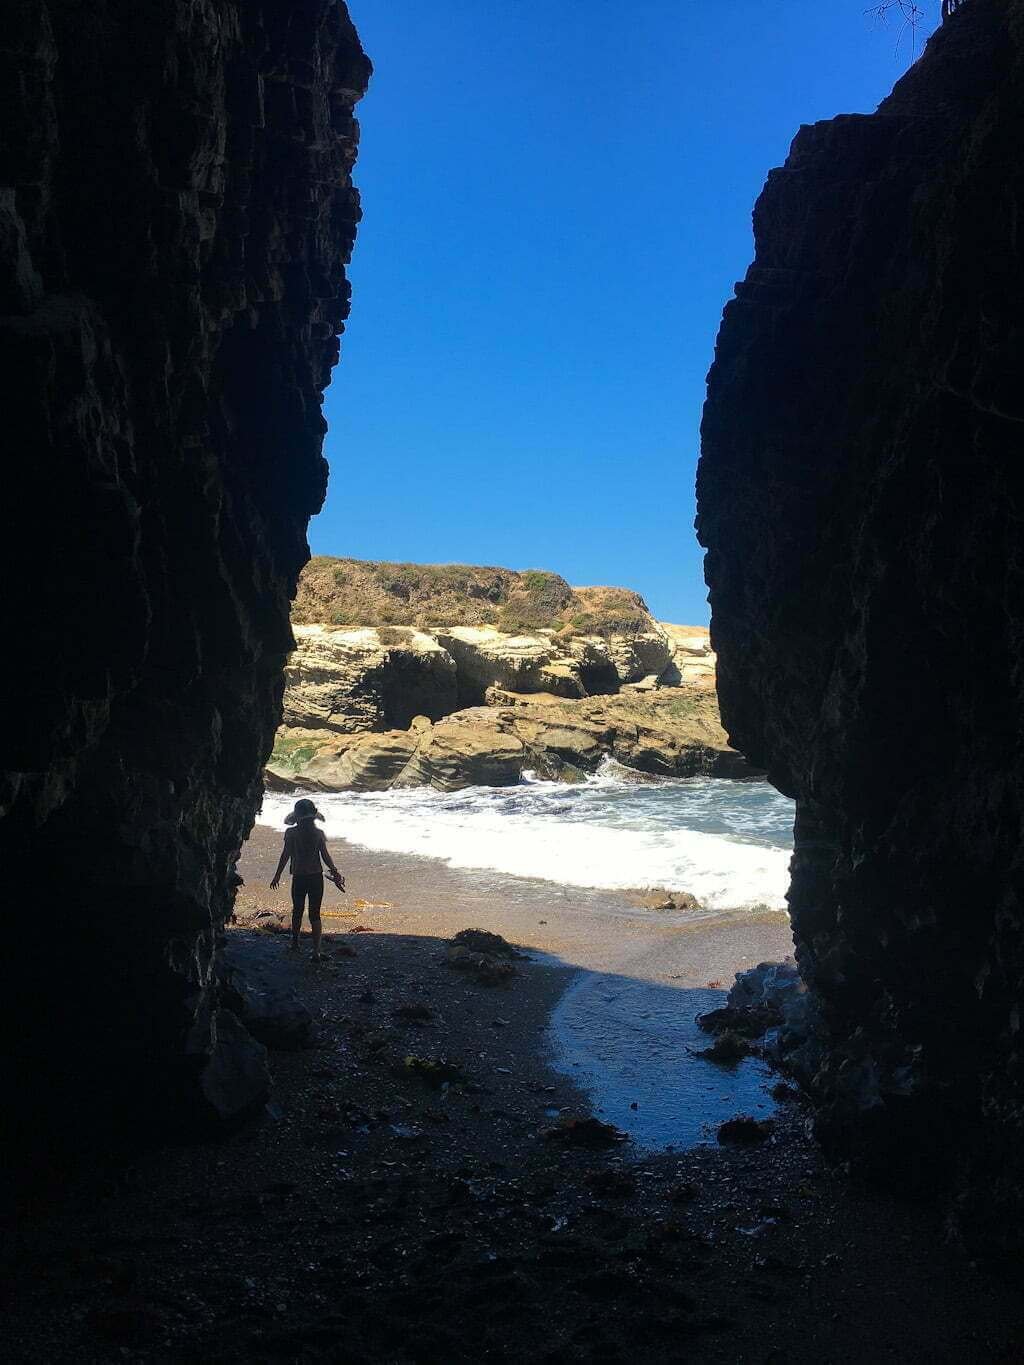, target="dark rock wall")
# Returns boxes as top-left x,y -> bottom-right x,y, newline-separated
697,0 -> 1024,1235
0,1 -> 369,1147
